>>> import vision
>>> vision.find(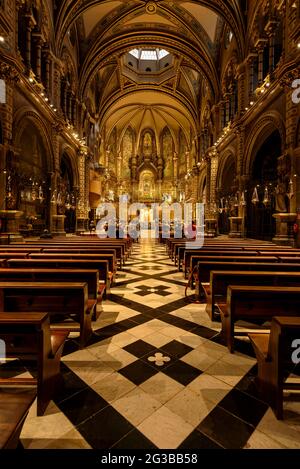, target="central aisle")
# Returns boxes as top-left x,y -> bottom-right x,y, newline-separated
21,238 -> 299,449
